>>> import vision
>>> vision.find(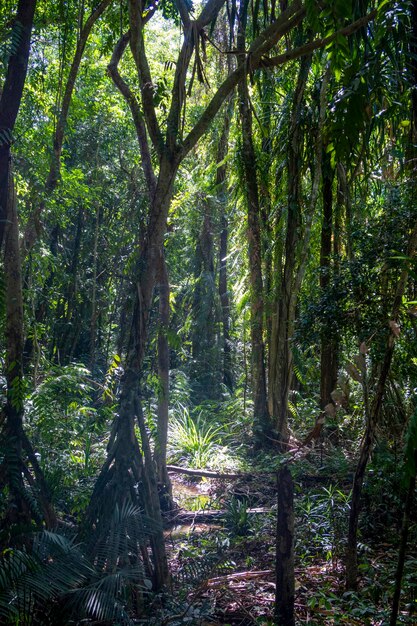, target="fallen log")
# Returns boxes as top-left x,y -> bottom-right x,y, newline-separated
166,464 -> 352,485
207,570 -> 274,588
166,465 -> 243,479
166,507 -> 271,525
